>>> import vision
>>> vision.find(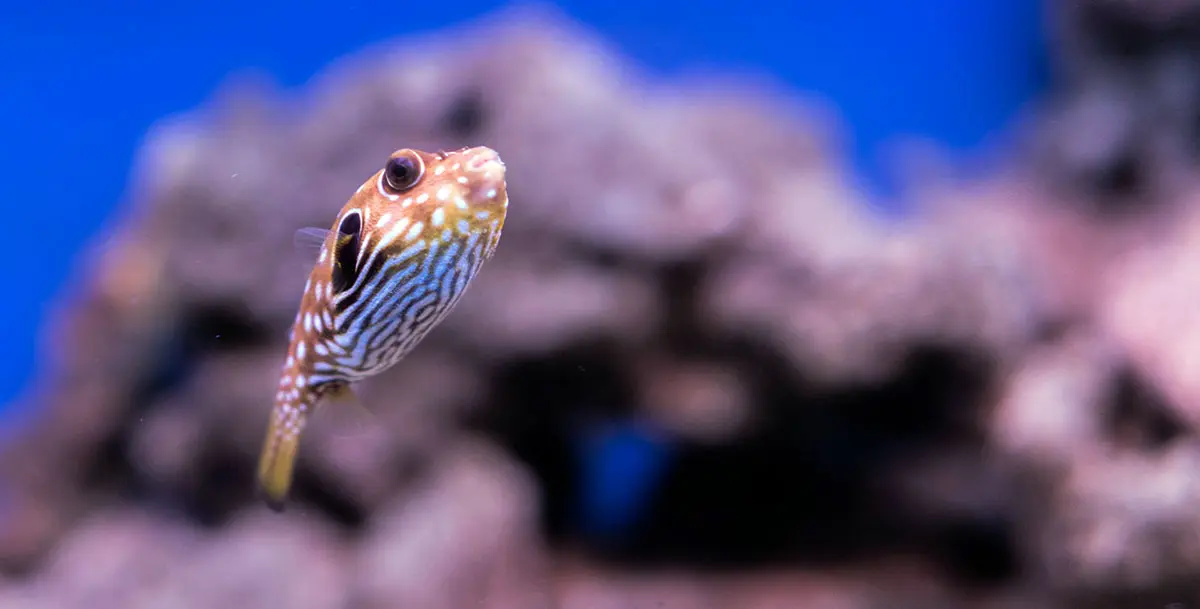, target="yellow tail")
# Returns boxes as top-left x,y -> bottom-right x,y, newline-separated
256,398 -> 313,512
